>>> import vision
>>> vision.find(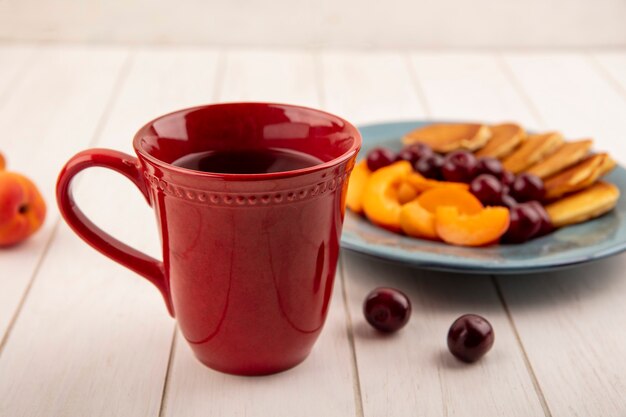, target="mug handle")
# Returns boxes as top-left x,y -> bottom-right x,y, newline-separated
56,149 -> 174,316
